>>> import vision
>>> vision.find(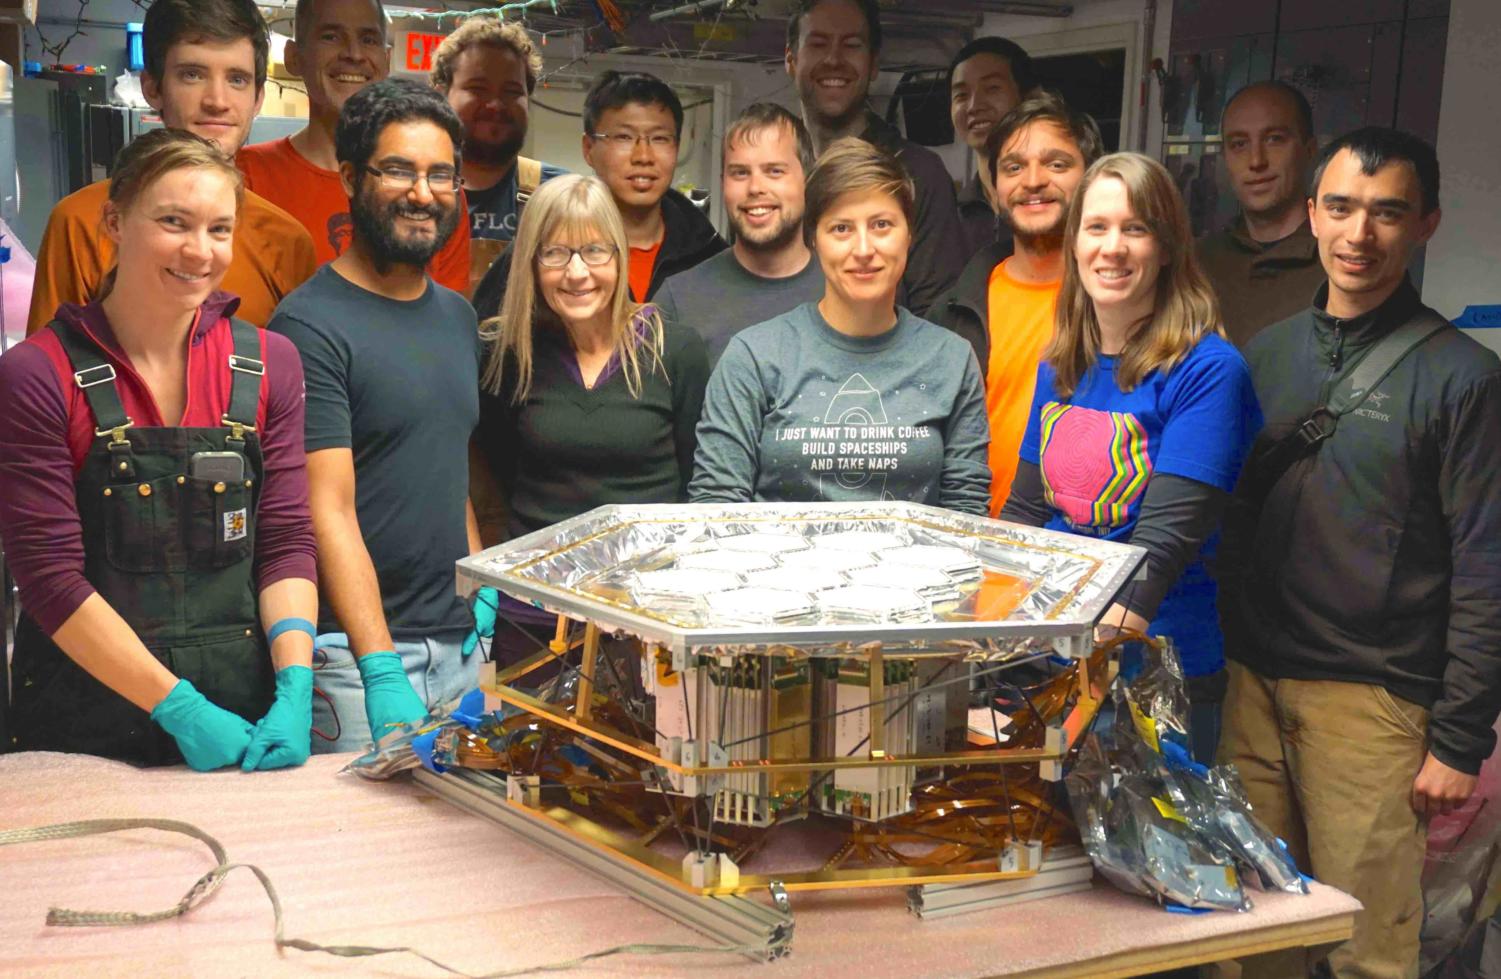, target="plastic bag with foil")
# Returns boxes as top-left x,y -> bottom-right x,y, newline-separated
343,688 -> 494,780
